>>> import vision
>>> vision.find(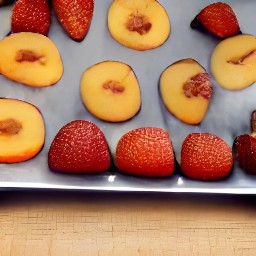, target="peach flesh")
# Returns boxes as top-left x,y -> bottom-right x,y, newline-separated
160,59 -> 212,125
80,61 -> 141,122
0,98 -> 45,163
